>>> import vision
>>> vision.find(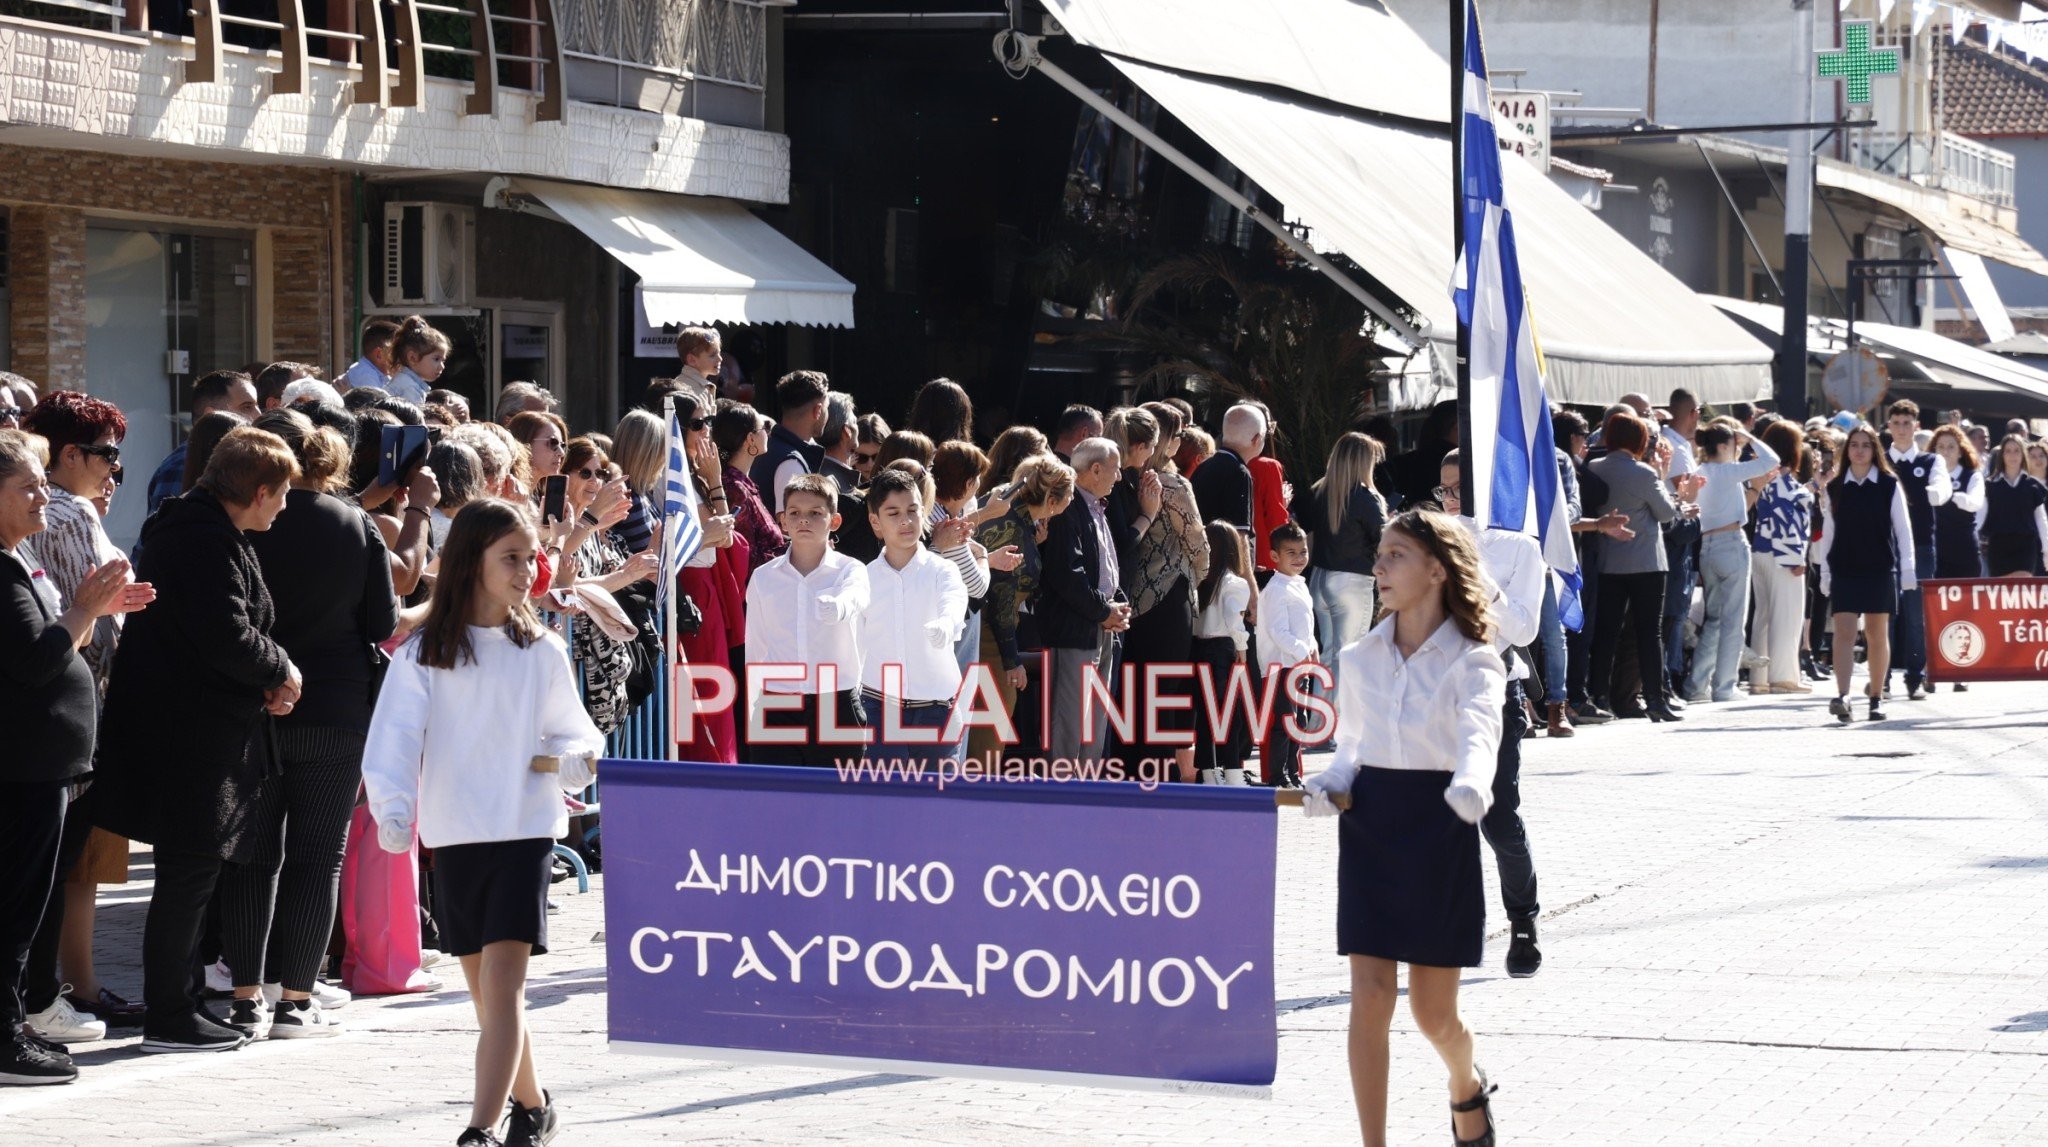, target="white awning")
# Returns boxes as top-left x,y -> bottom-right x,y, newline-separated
1095,54 -> 1773,406
1708,296 -> 2048,412
515,178 -> 854,328
1816,159 -> 2048,279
